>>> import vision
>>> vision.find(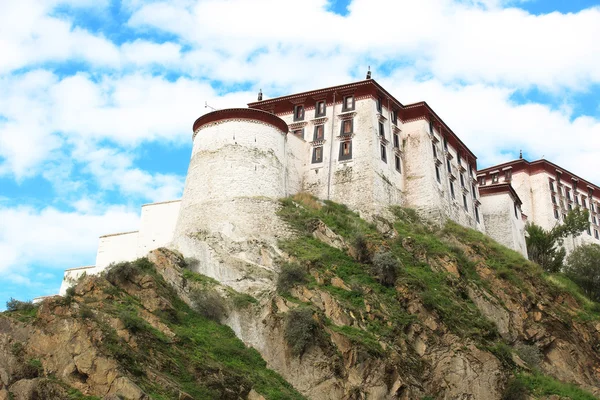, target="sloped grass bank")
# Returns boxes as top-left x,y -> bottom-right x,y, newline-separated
276,193 -> 600,399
